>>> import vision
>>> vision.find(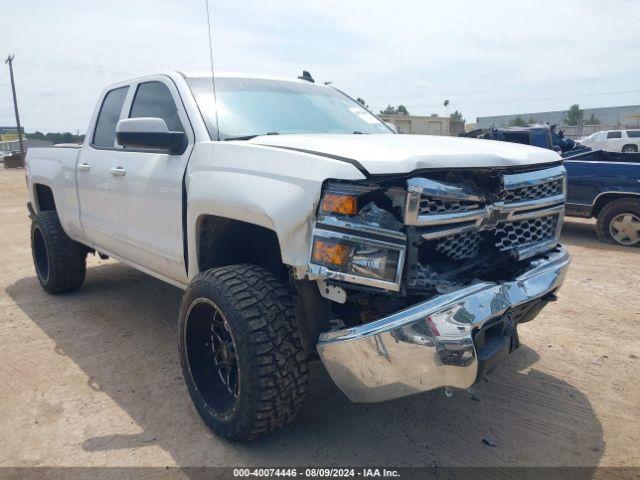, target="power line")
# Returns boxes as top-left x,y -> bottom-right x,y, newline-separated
366,72 -> 640,102
402,89 -> 640,109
